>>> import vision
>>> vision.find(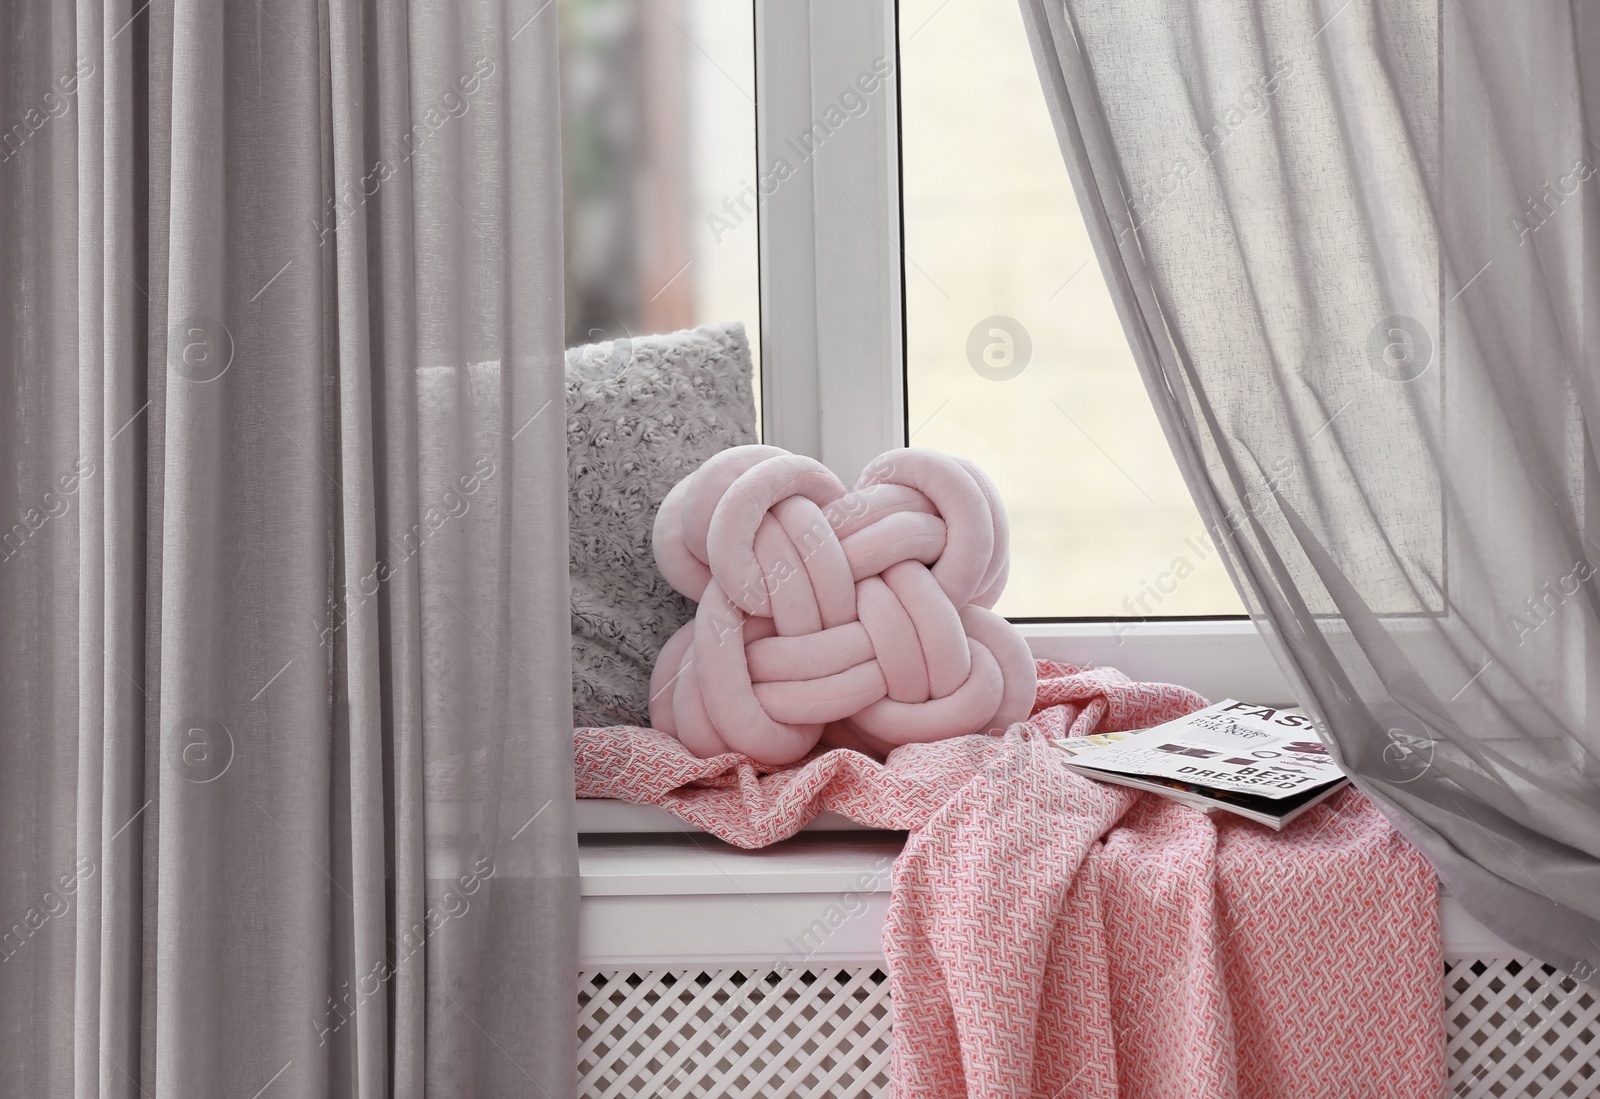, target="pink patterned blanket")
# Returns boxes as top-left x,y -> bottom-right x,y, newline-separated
575,663 -> 1444,1098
